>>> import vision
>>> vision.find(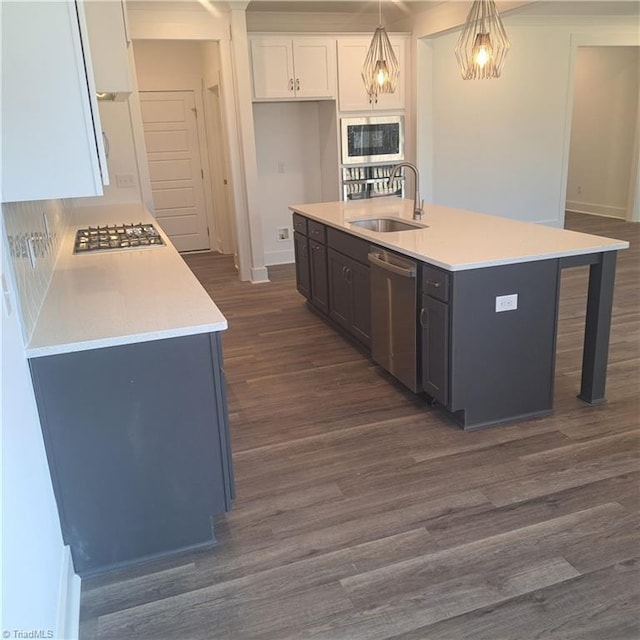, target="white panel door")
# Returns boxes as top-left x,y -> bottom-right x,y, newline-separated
140,91 -> 209,252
